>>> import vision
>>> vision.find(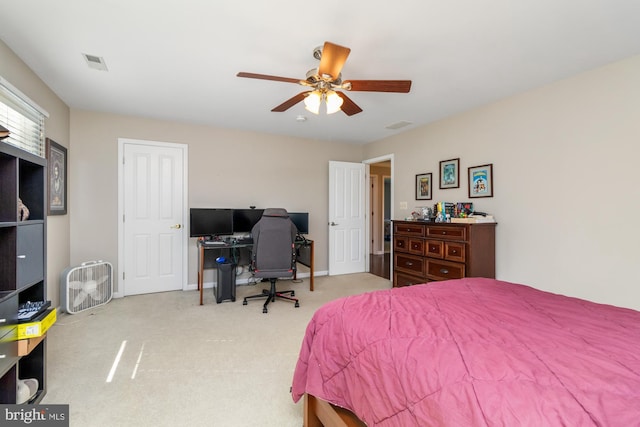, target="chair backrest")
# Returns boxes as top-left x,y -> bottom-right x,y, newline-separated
251,208 -> 296,278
